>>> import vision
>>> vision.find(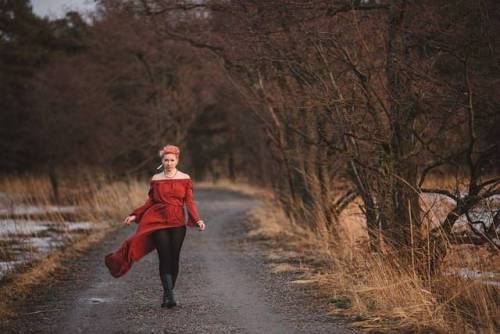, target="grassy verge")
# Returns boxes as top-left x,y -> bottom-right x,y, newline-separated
0,172 -> 151,319
220,179 -> 499,333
